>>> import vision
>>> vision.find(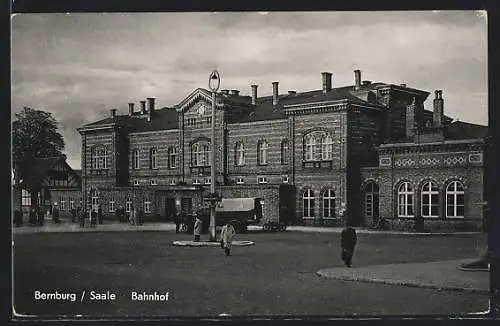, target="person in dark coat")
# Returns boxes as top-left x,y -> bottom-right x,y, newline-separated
28,208 -> 36,225
90,210 -> 97,227
52,207 -> 60,224
14,209 -> 23,227
98,207 -> 103,225
37,207 -> 45,226
71,208 -> 77,223
174,212 -> 181,234
340,223 -> 357,268
78,207 -> 85,228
